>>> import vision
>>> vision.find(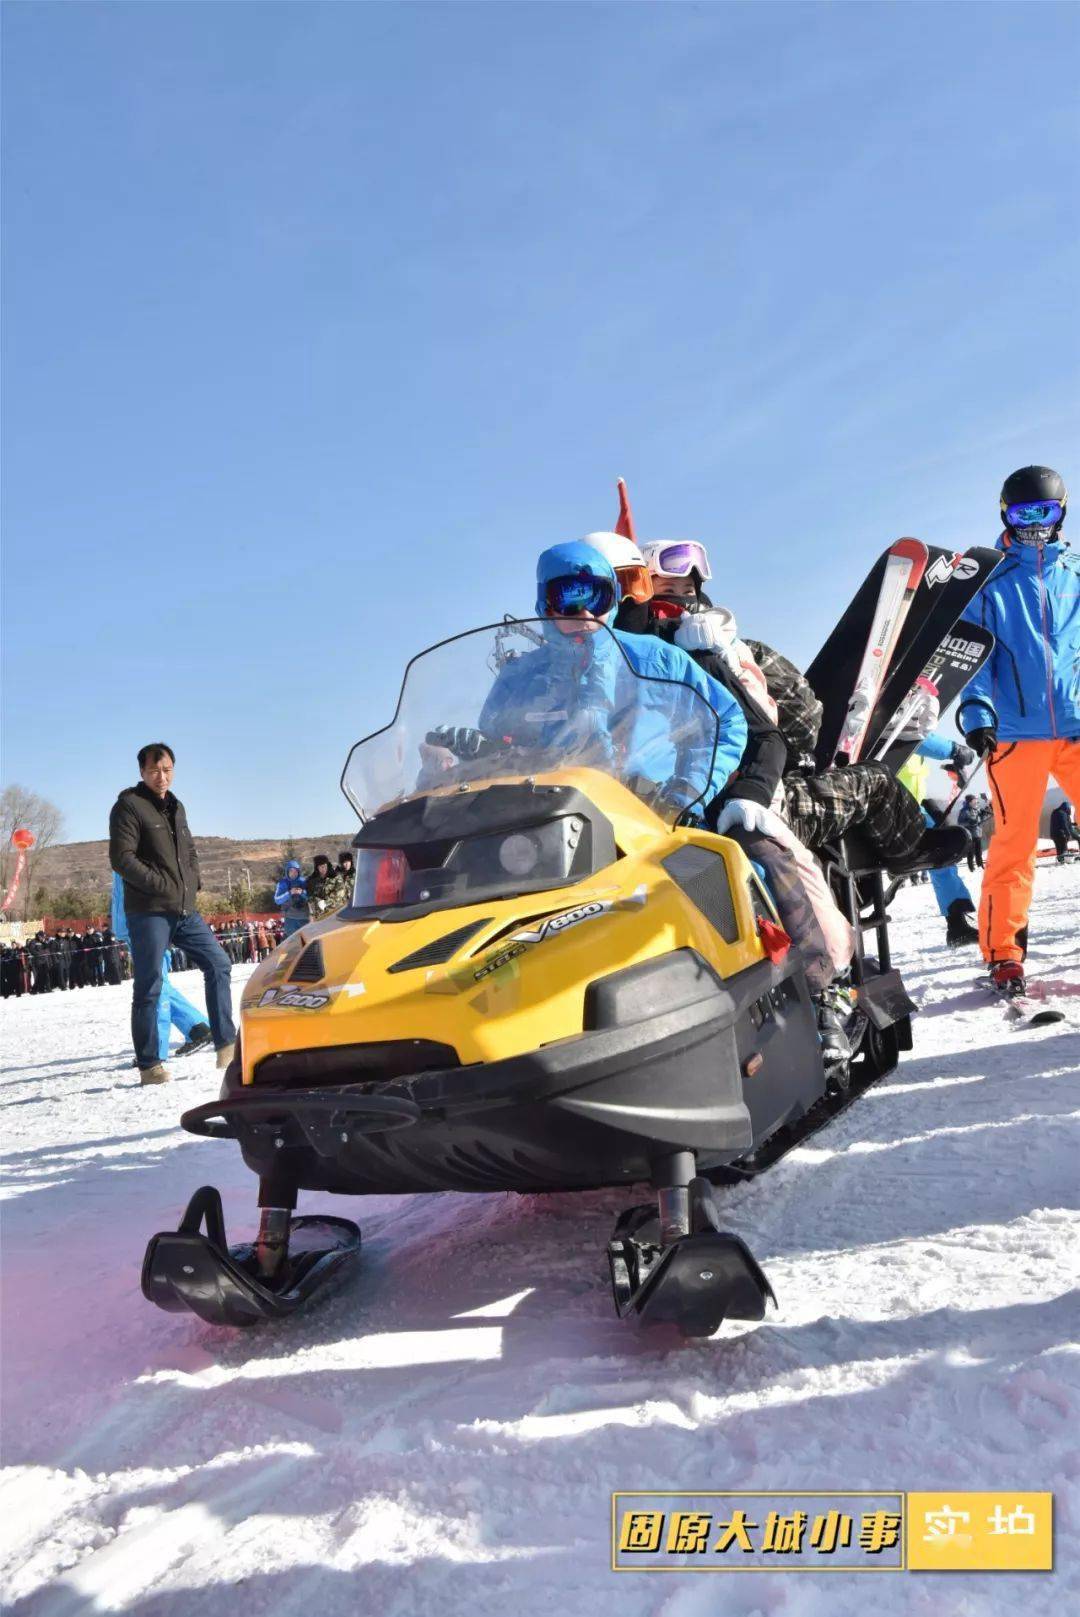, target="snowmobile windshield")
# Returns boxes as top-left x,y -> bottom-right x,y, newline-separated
340,618 -> 723,833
